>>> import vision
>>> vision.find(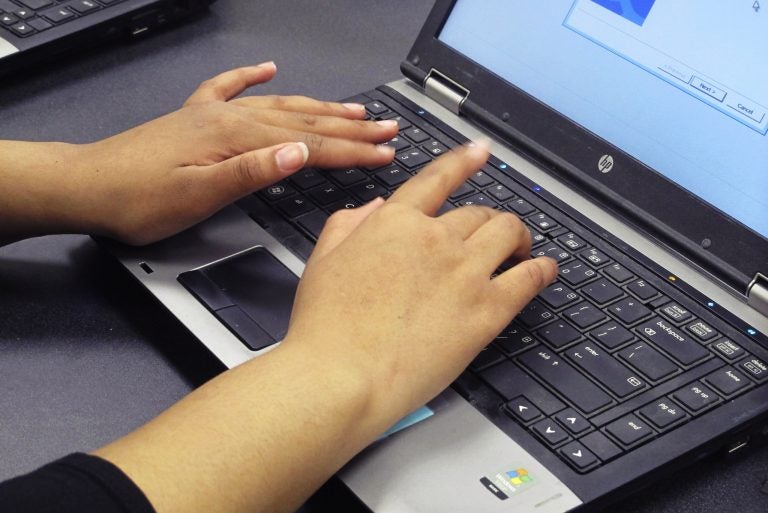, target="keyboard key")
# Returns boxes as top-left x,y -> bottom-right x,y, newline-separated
456,193 -> 497,208
658,302 -> 693,324
603,263 -> 635,284
563,302 -> 607,329
448,182 -> 475,200
703,367 -> 752,397
9,21 -> 33,35
469,169 -> 495,187
554,408 -> 591,435
580,431 -> 622,462
0,12 -> 17,24
556,232 -> 587,251
422,139 -> 449,156
581,278 -> 624,305
328,167 -> 366,186
608,298 -> 653,325
381,112 -> 410,130
567,343 -> 646,398
532,244 -> 571,264
635,318 -> 709,366
296,210 -> 329,240
308,184 -> 345,206
291,168 -> 327,190
364,100 -> 388,115
275,195 -> 314,218
374,165 -> 410,187
40,6 -> 75,23
538,282 -> 580,309
531,418 -> 571,446
506,198 -> 536,216
486,184 -> 515,202
260,181 -> 296,201
589,321 -> 634,350
13,8 -> 34,19
480,360 -> 567,414
671,381 -> 721,412
66,0 -> 99,13
537,321 -> 581,349
26,16 -> 51,31
560,441 -> 599,471
518,349 -> 613,415
617,342 -> 679,381
529,228 -> 548,248
516,299 -> 555,328
326,198 -> 362,212
395,148 -> 430,169
384,135 -> 410,151
605,414 -> 654,446
738,356 -> 767,382
494,325 -> 537,356
626,279 -> 659,301
18,0 -> 53,8
559,261 -> 597,287
402,127 -> 430,143
685,320 -> 719,341
470,346 -> 505,371
710,339 -> 745,361
350,180 -> 387,202
527,212 -> 559,232
503,396 -> 543,424
638,399 -> 688,430
580,247 -> 612,267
